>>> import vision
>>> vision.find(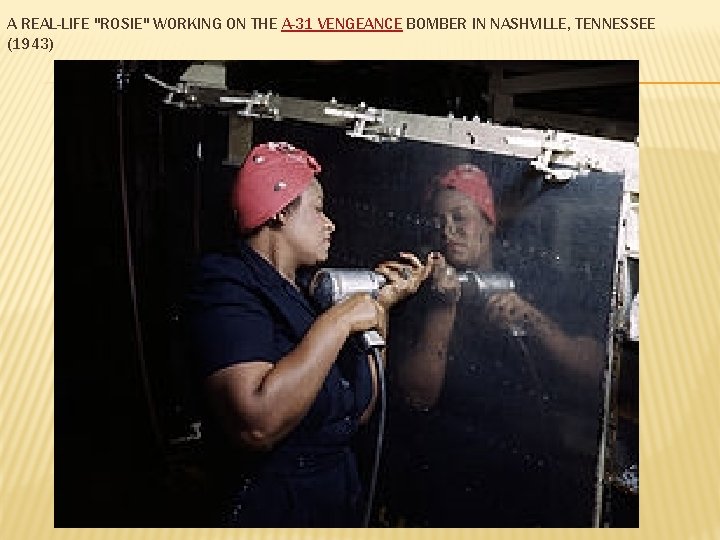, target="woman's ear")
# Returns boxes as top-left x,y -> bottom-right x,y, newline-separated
269,211 -> 287,228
